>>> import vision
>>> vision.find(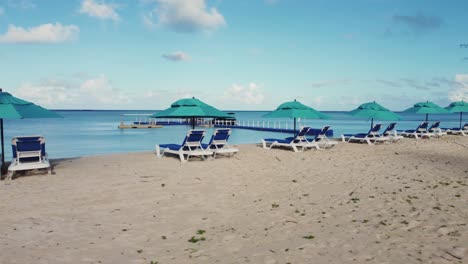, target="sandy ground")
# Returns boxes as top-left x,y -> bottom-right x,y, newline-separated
1,136 -> 467,264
